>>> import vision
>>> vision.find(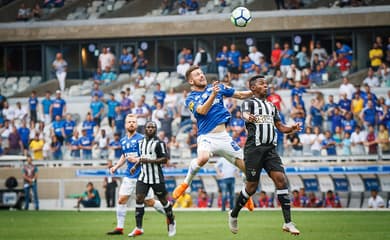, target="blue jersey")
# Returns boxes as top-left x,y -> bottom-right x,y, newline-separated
227,50 -> 241,67
52,120 -> 64,136
291,87 -> 307,102
338,99 -> 351,112
216,51 -> 228,67
120,133 -> 144,178
107,100 -> 120,118
90,100 -> 104,118
41,98 -> 52,114
79,135 -> 94,155
18,127 -> 30,146
154,90 -> 166,106
109,140 -> 122,158
70,137 -> 80,158
186,84 -> 235,136
63,120 -> 76,137
52,98 -> 66,118
82,120 -> 96,137
29,97 -> 38,111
